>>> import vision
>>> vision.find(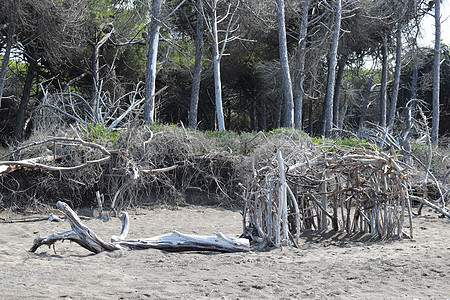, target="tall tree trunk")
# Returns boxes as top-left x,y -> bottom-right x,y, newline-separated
91,38 -> 99,111
144,0 -> 163,124
431,0 -> 441,144
276,0 -> 294,128
387,23 -> 402,131
0,22 -> 15,105
90,25 -> 114,121
13,51 -> 38,143
322,0 -> 341,137
358,71 -> 376,130
293,0 -> 310,130
188,0 -> 204,129
332,55 -> 346,128
211,0 -> 225,131
379,34 -> 388,128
